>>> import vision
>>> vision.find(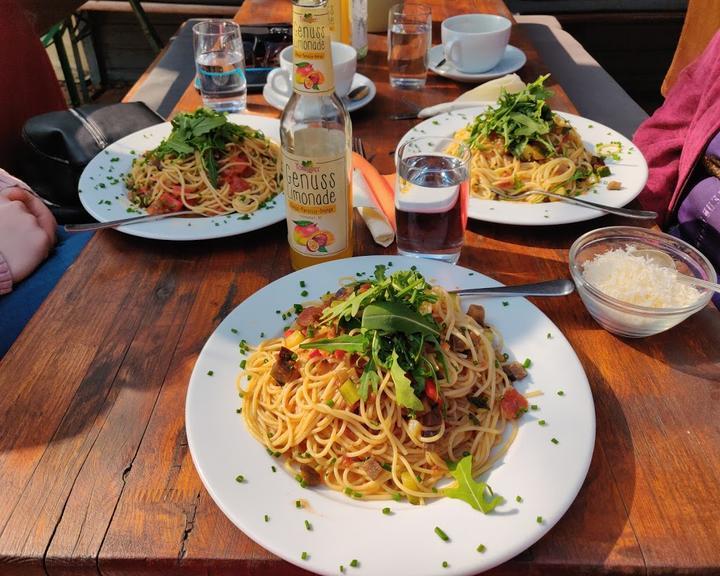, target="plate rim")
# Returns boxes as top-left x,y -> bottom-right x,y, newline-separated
77,112 -> 285,241
185,255 -> 596,576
